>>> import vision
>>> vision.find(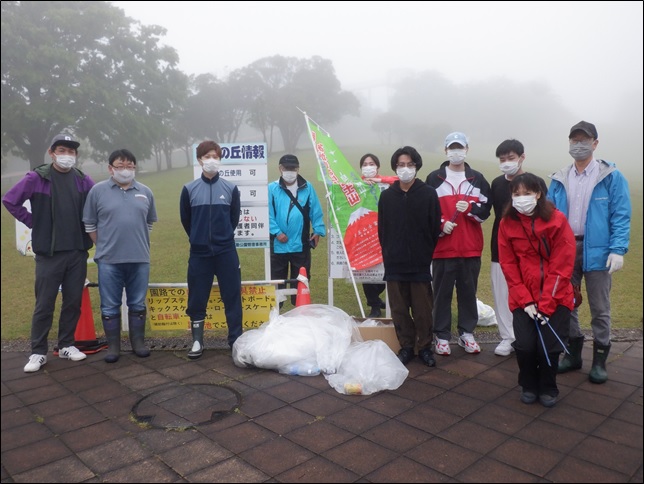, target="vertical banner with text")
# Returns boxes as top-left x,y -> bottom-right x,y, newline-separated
306,117 -> 383,270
